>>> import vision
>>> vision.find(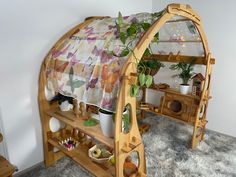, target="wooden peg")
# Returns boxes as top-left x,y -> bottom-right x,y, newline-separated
73,99 -> 81,119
